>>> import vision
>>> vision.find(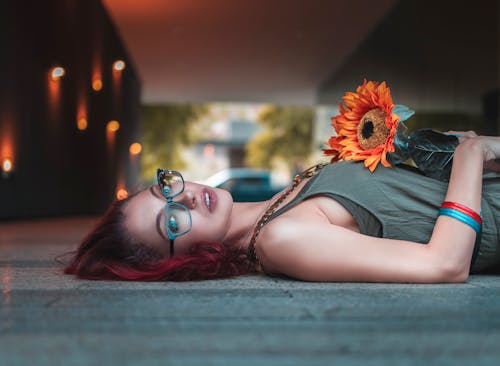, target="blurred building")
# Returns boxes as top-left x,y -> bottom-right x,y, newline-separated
187,119 -> 262,181
0,0 -> 141,219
